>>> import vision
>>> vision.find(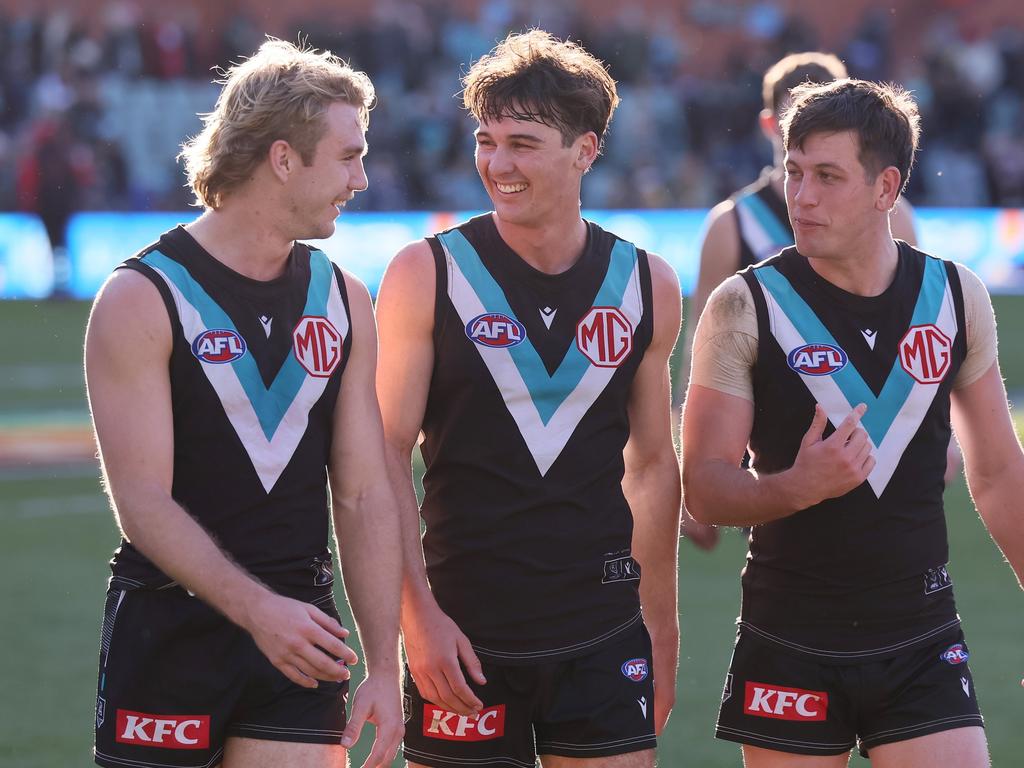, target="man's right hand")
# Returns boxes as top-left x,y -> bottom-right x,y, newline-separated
402,598 -> 487,716
242,590 -> 358,689
787,403 -> 875,510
